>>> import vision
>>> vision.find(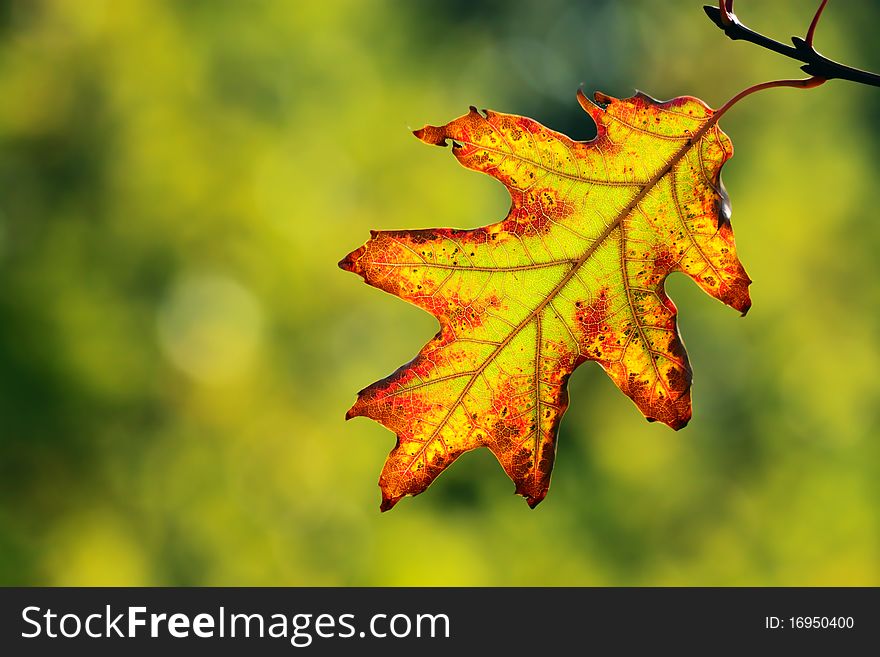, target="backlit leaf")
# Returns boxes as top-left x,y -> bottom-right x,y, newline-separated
340,90 -> 751,510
